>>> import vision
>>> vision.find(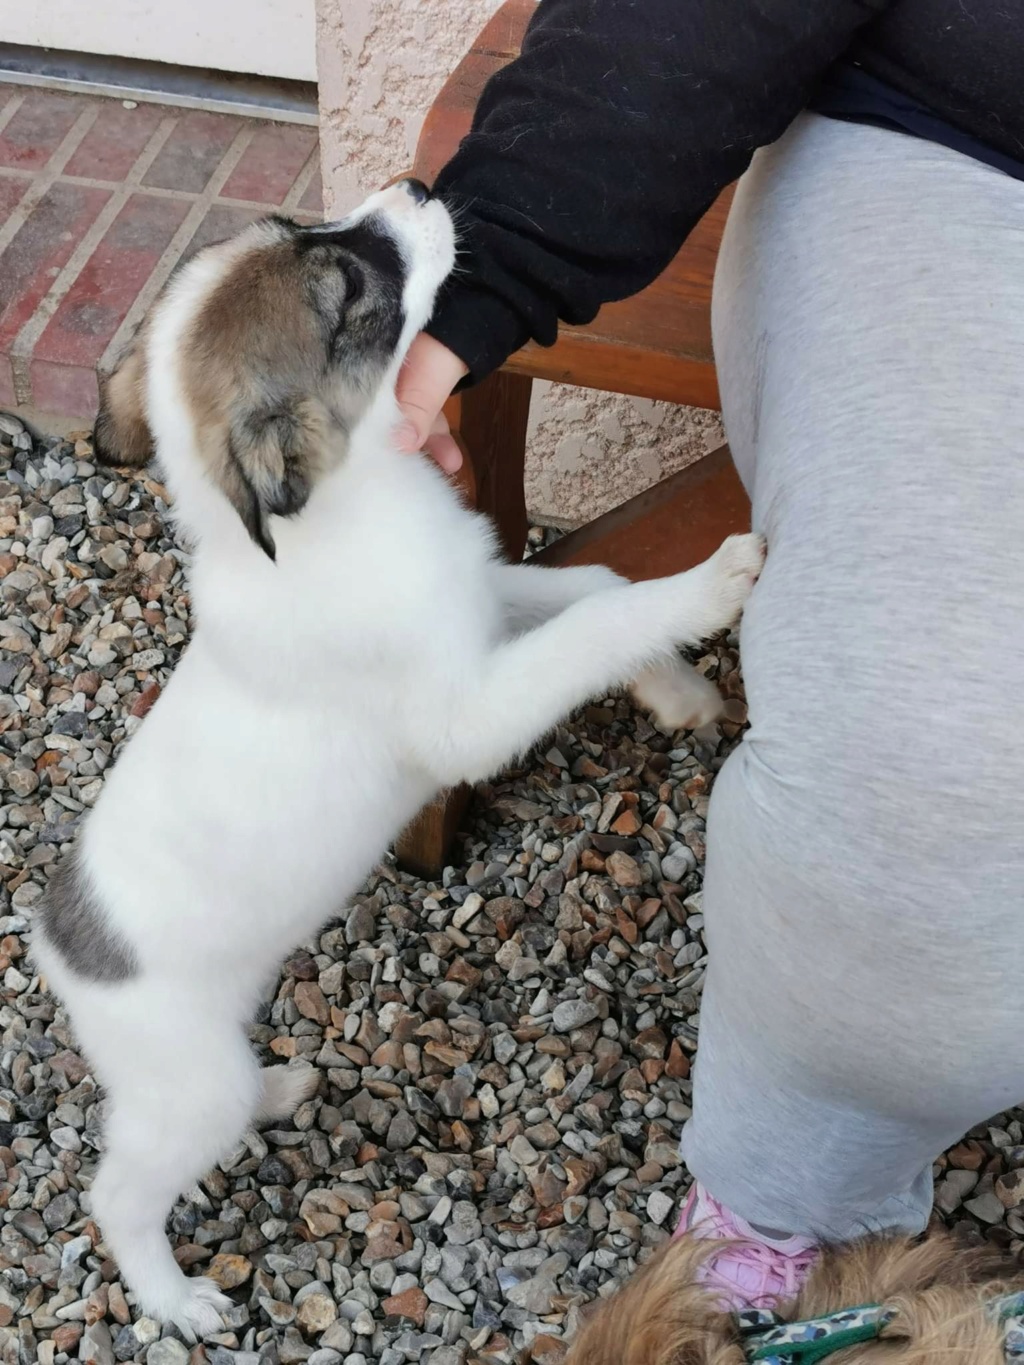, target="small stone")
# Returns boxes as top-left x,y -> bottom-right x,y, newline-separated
997,1171 -> 1024,1210
295,1287 -> 338,1335
60,1234 -> 93,1268
207,1252 -> 253,1289
424,1278 -> 464,1310
112,1323 -> 155,1361
294,981 -> 330,1024
107,1284 -> 133,1327
509,1134 -> 539,1166
665,1039 -> 691,1079
965,1191 -> 1006,1224
494,1031 -> 518,1064
51,1324 -> 83,1353
7,768 -> 39,796
262,1299 -> 297,1328
78,1321 -> 114,1365
563,1195 -> 587,1224
42,1191 -> 77,1231
646,1190 -> 674,1225
606,851 -> 643,888
383,1286 -> 428,1325
387,1109 -> 417,1150
631,1026 -> 668,1060
146,1342 -> 191,1365
130,646 -> 163,668
506,1275 -> 555,1314
446,1200 -> 482,1246
529,1335 -> 568,1365
552,998 -> 600,1033
661,851 -> 694,882
352,1309 -> 375,1335
936,1169 -> 978,1214
564,1157 -> 597,1198
346,902 -> 376,944
436,1075 -> 472,1117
